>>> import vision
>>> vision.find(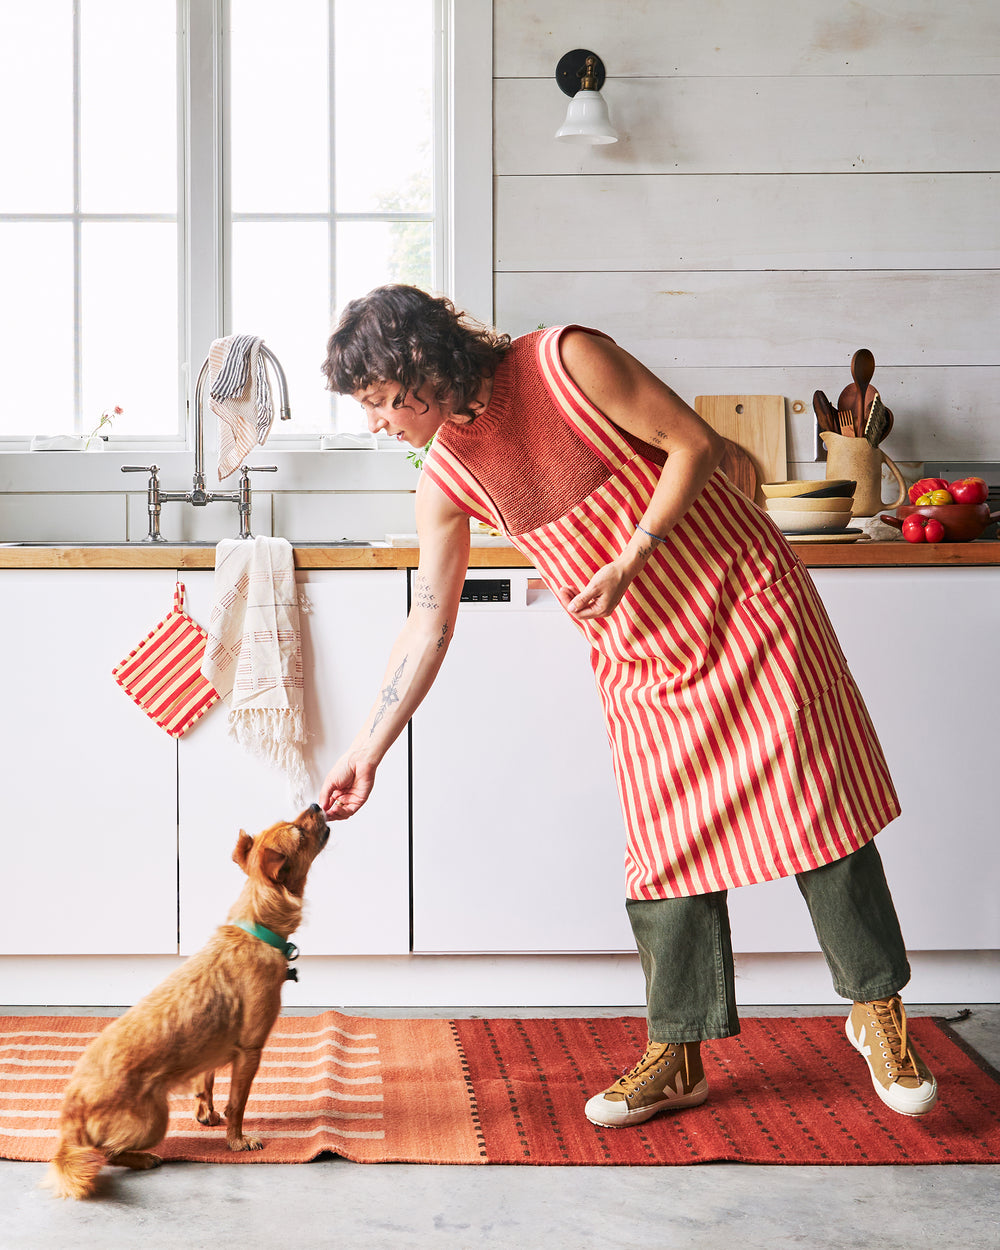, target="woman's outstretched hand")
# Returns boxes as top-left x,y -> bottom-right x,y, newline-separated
319,754 -> 376,821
